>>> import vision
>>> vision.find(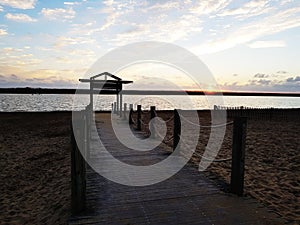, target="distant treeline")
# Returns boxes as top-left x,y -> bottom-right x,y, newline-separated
0,87 -> 299,97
